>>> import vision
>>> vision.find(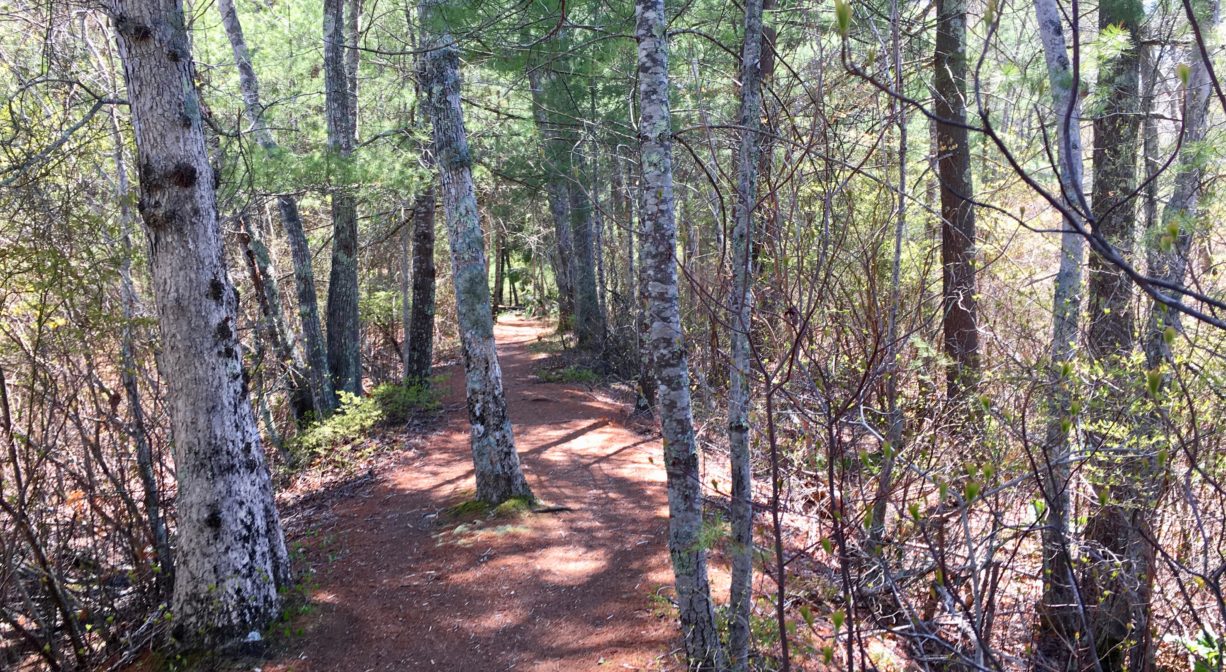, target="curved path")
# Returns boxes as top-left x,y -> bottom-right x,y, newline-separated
268,316 -> 680,671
